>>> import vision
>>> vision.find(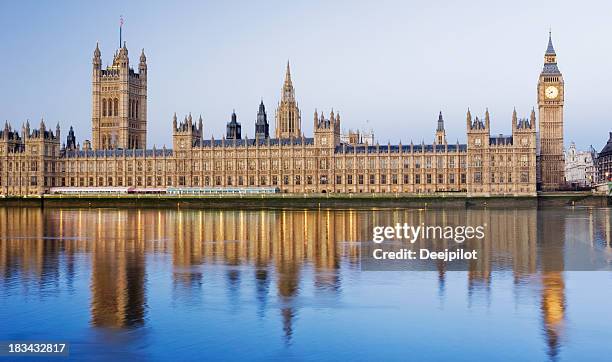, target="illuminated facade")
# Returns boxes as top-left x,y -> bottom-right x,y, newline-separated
1,35 -> 571,198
